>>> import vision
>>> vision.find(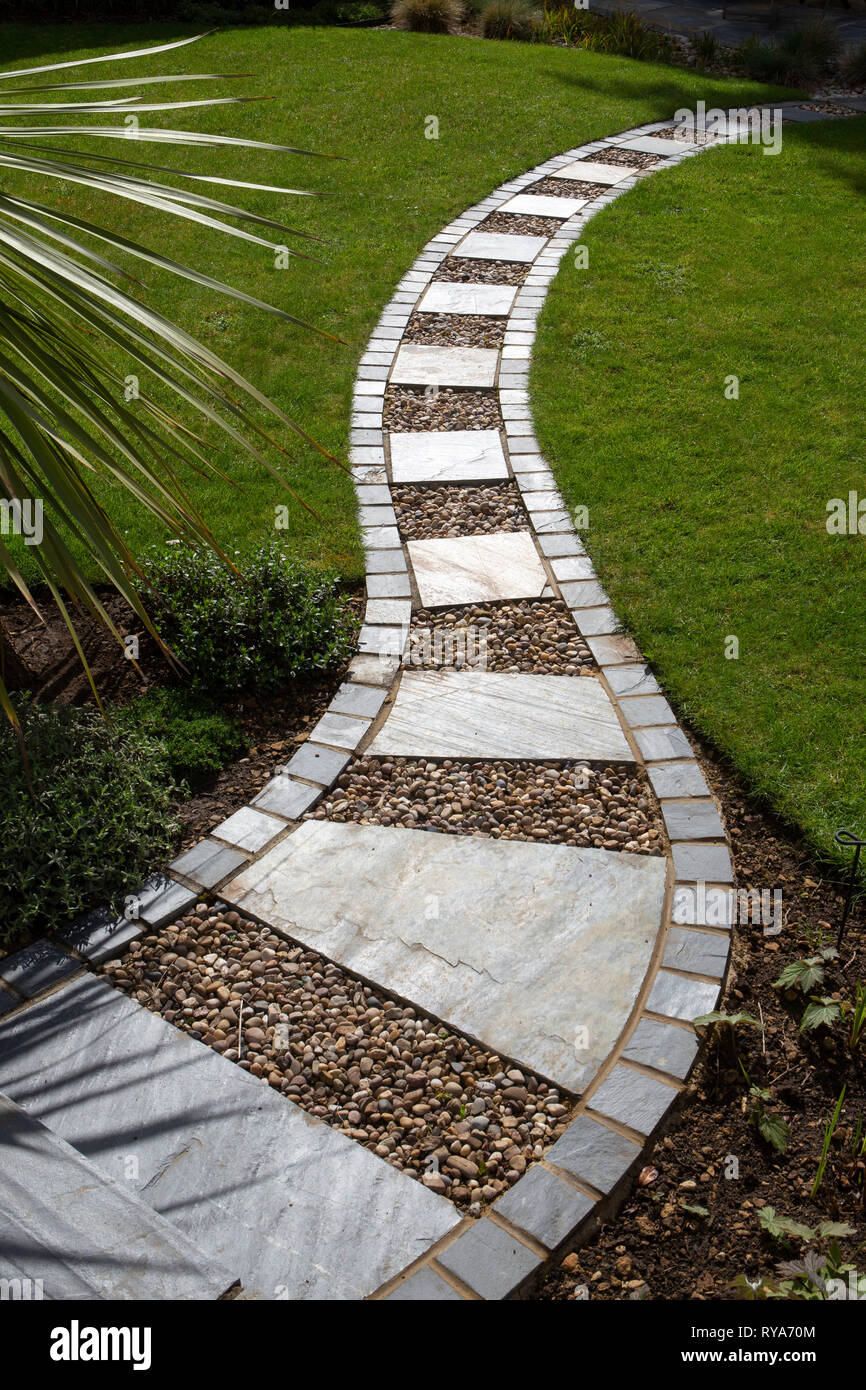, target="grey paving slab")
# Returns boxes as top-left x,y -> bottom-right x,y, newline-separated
0,1095 -> 236,1301
570,607 -> 619,637
586,634 -> 641,666
663,927 -> 729,980
619,695 -> 676,727
456,232 -> 547,263
559,580 -> 608,608
252,774 -> 322,820
366,549 -> 407,573
170,838 -> 247,890
635,726 -> 694,761
418,282 -> 517,316
671,883 -> 736,928
367,572 -> 412,599
362,525 -> 401,549
588,1064 -> 679,1136
347,652 -> 402,686
131,874 -> 198,929
408,532 -> 547,608
390,429 -> 508,484
550,556 -> 596,583
622,135 -> 684,155
283,742 -> 352,786
546,1113 -> 641,1193
307,710 -> 371,751
647,761 -> 710,800
391,344 -> 498,388
57,905 -> 143,966
368,669 -> 634,762
604,664 -> 661,698
359,624 -> 407,656
622,1017 -> 700,1079
662,799 -> 725,841
0,941 -> 81,1000
437,1218 -> 542,1299
212,806 -> 285,855
0,985 -> 19,1018
0,976 -> 459,1301
330,682 -> 388,719
499,193 -> 587,218
539,534 -> 586,558
385,1266 -> 466,1301
224,821 -> 666,1093
364,599 -> 412,627
494,1166 -> 594,1249
552,160 -> 632,185
646,968 -> 720,1022
671,842 -> 734,884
